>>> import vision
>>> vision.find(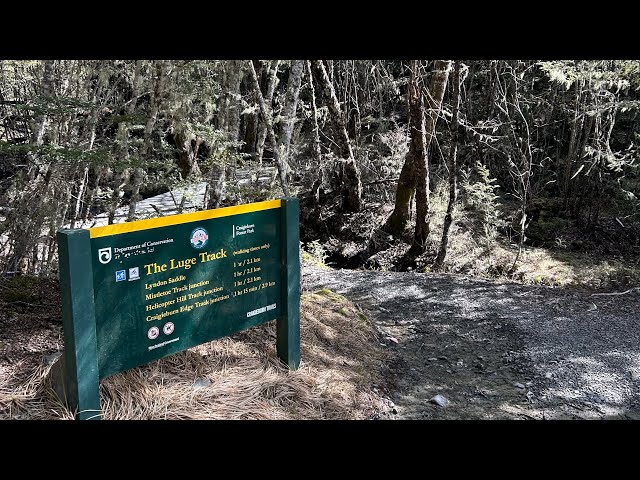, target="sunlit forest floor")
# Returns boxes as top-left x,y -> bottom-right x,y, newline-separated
0,277 -> 391,419
302,180 -> 640,292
